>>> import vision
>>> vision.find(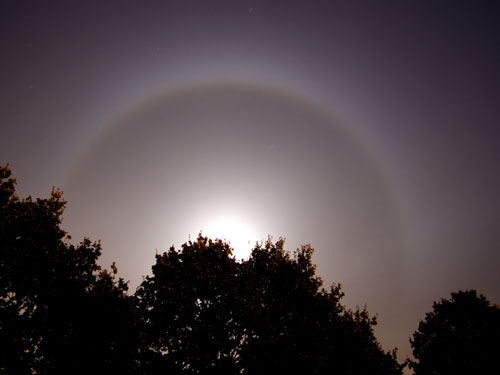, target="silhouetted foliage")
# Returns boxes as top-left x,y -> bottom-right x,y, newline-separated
410,289 -> 500,374
0,165 -> 139,375
135,236 -> 242,375
136,236 -> 404,375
